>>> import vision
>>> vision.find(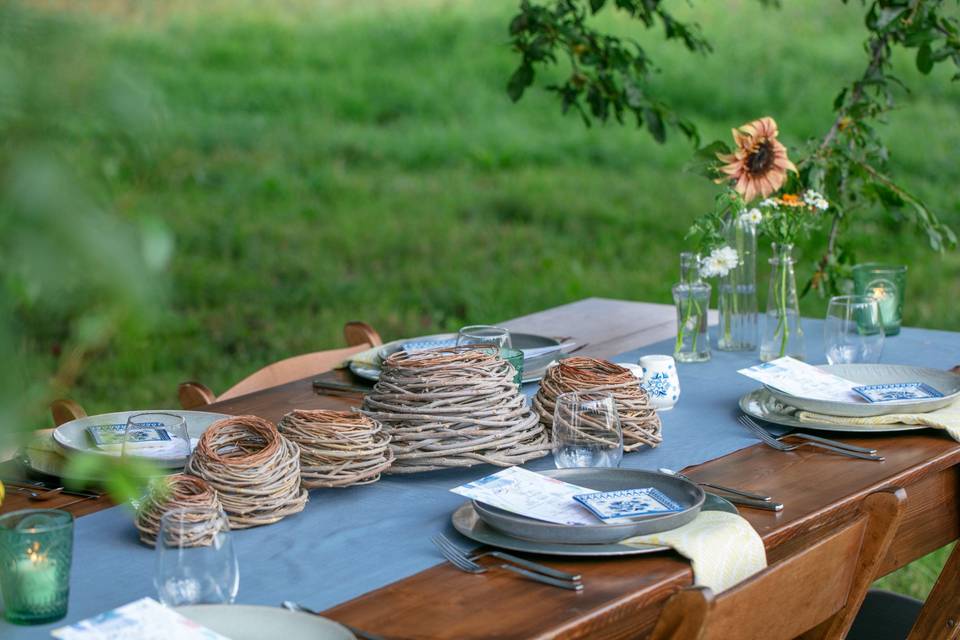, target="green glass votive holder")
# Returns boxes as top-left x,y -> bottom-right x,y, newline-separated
500,348 -> 524,389
0,509 -> 74,625
852,264 -> 907,336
